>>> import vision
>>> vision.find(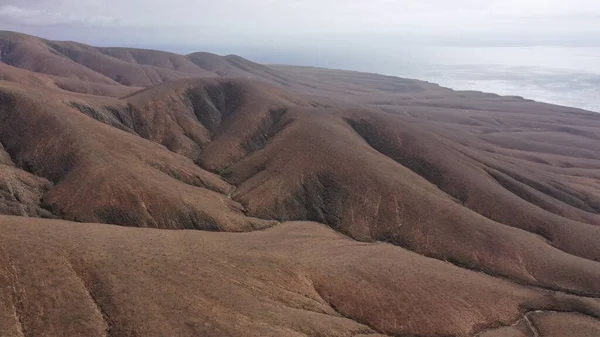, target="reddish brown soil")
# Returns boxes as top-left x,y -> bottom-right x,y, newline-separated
1,30 -> 600,336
